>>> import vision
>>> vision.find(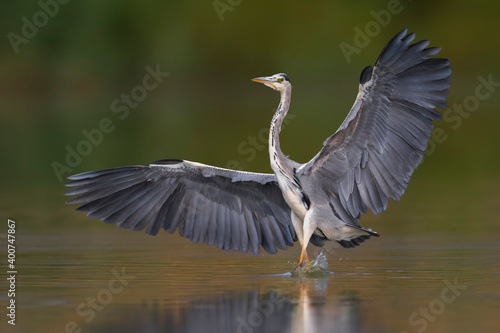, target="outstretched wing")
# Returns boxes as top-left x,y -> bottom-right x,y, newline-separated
298,29 -> 451,223
66,159 -> 295,254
